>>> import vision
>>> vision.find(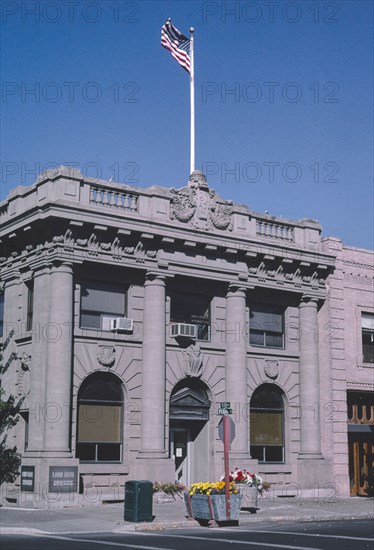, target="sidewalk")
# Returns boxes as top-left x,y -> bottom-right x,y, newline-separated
1,495 -> 373,535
